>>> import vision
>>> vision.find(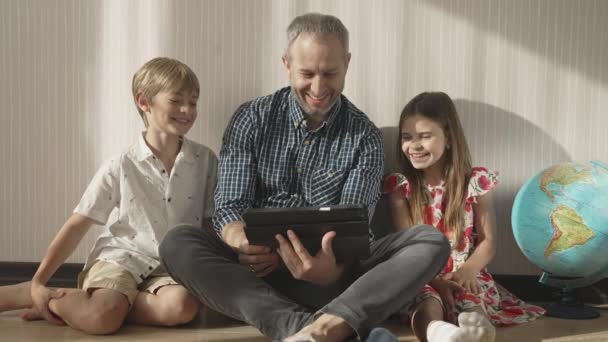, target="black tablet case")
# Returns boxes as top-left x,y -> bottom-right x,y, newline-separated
243,205 -> 370,261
